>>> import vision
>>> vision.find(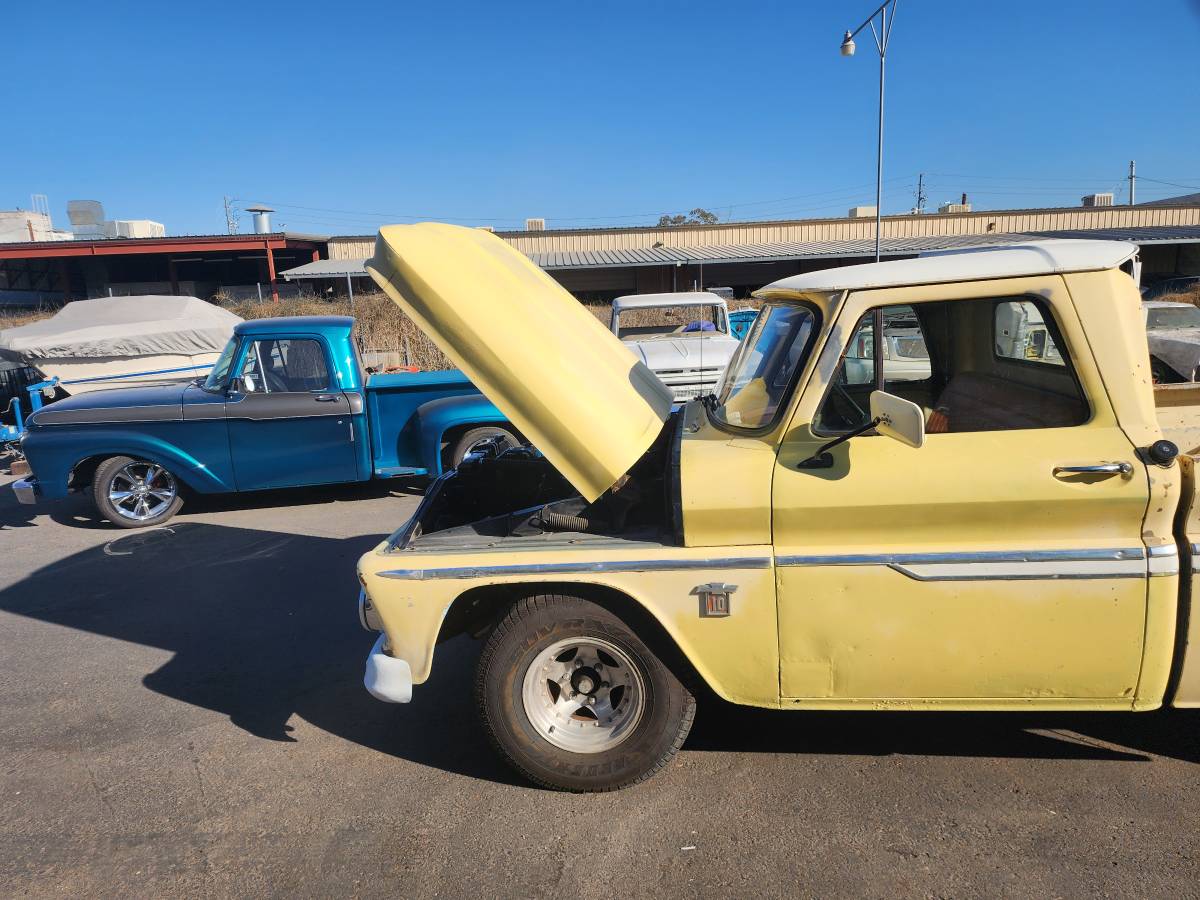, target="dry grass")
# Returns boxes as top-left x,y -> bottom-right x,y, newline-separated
226,291 -> 452,369
1155,285 -> 1200,307
0,307 -> 57,329
2,291 -> 765,372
